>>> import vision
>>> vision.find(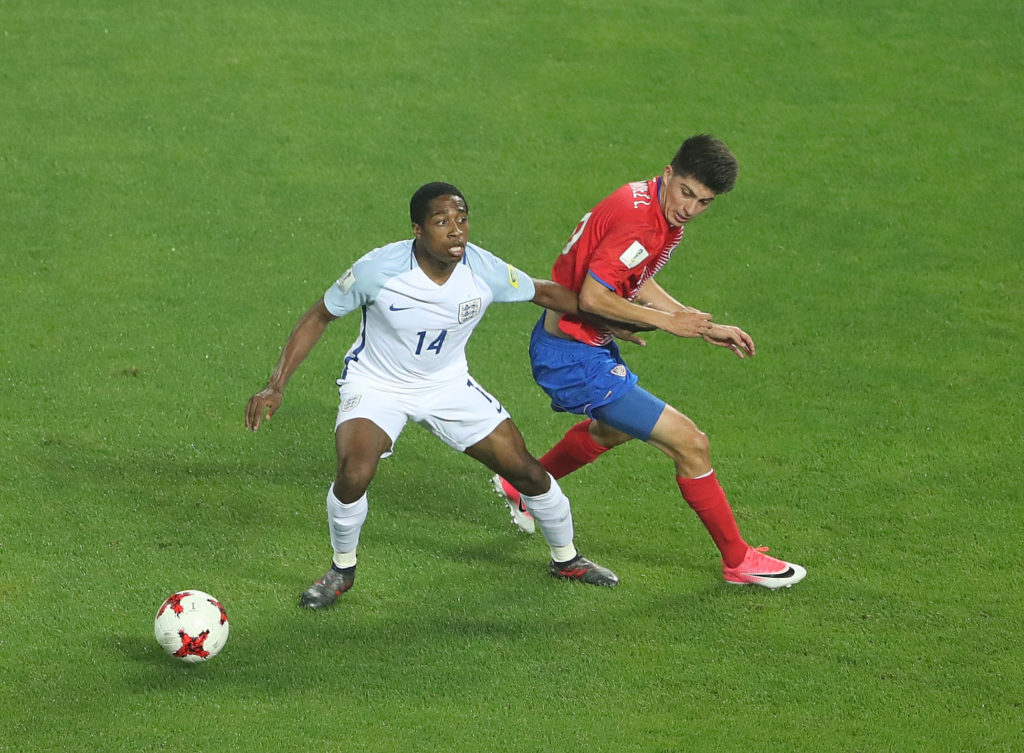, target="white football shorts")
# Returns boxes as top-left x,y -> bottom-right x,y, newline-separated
334,374 -> 511,453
